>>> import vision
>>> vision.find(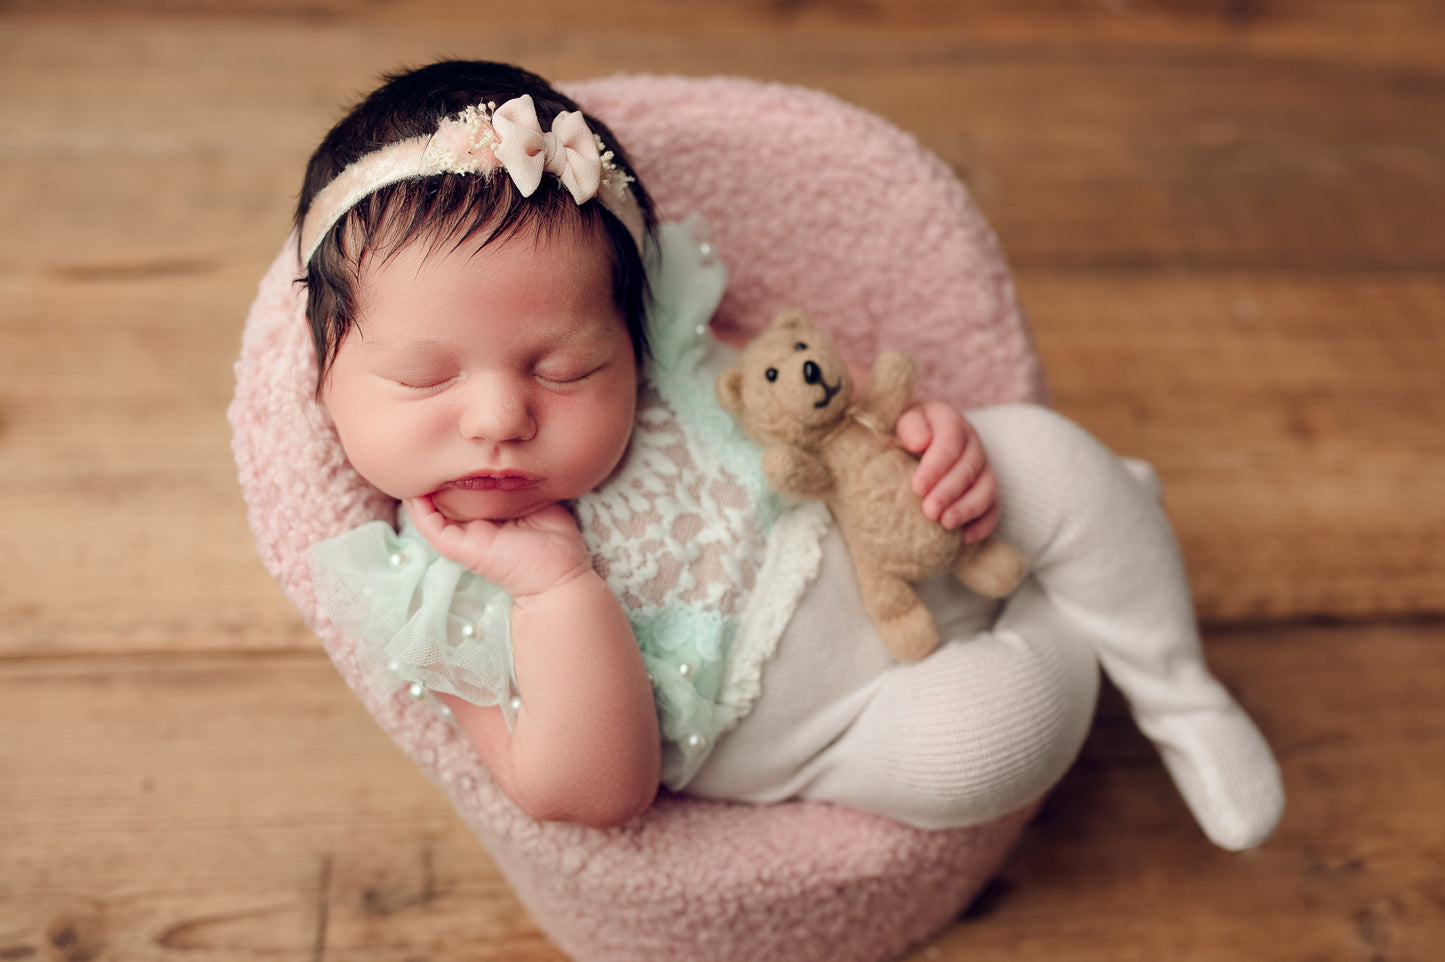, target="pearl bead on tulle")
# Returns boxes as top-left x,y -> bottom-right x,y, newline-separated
683,732 -> 707,753
388,551 -> 408,570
